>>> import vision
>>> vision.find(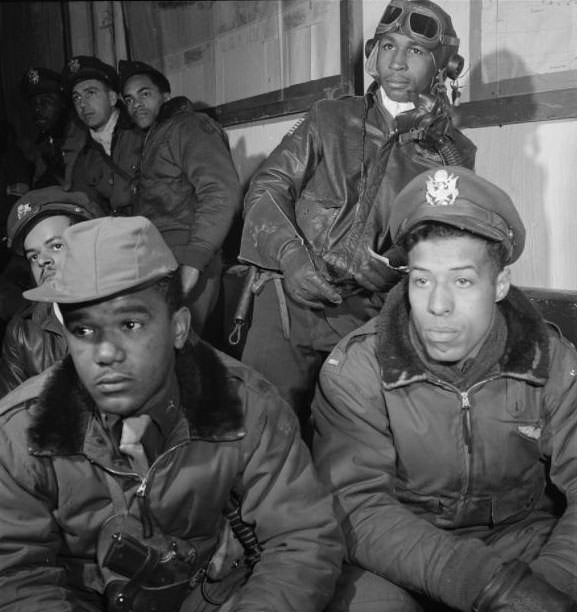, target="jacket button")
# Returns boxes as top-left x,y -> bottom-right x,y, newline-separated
108,177 -> 114,185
